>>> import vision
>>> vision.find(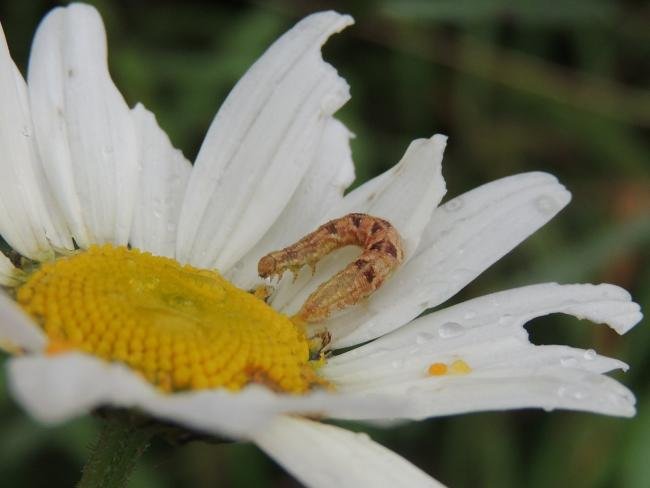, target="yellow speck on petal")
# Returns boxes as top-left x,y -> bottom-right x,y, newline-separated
46,339 -> 76,356
449,359 -> 472,375
427,359 -> 472,377
17,244 -> 323,394
427,362 -> 448,376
